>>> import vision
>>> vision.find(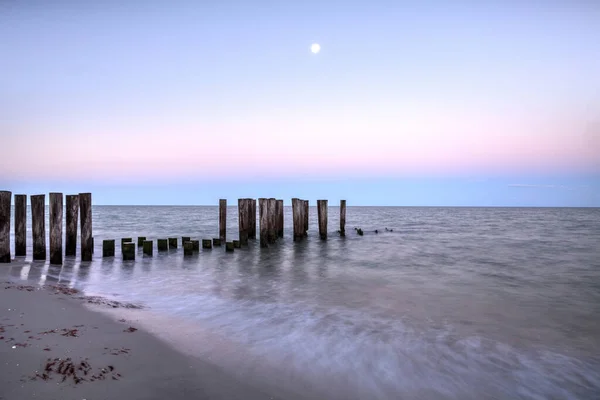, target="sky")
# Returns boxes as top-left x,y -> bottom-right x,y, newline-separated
1,1 -> 599,206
